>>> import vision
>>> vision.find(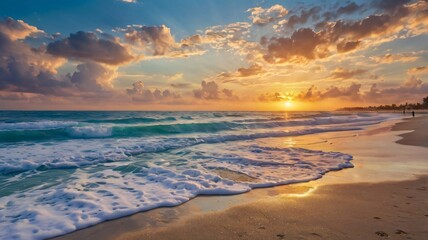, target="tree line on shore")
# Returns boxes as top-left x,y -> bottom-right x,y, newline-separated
339,96 -> 428,111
